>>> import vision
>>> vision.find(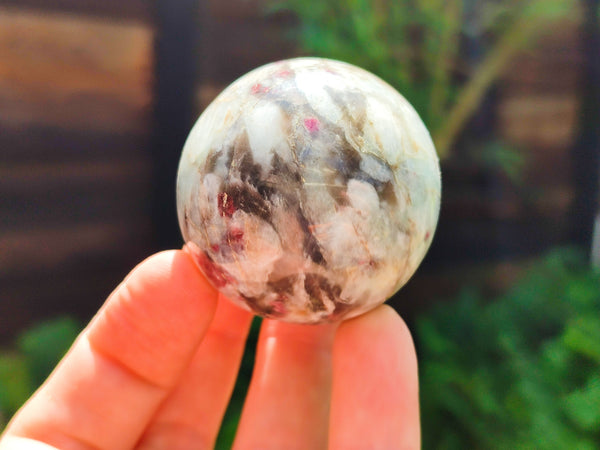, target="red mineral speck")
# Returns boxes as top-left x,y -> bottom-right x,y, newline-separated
272,298 -> 287,316
195,251 -> 233,288
228,227 -> 244,241
251,83 -> 268,94
218,192 -> 235,217
304,117 -> 320,134
425,231 -> 431,241
276,69 -> 292,78
227,227 -> 245,252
